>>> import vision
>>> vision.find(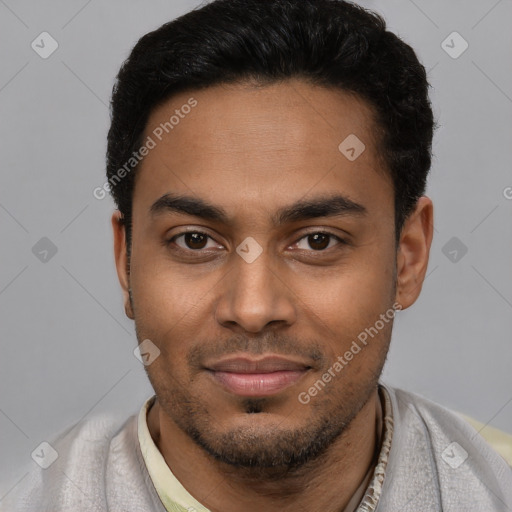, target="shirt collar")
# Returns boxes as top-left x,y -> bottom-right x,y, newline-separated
137,396 -> 210,512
